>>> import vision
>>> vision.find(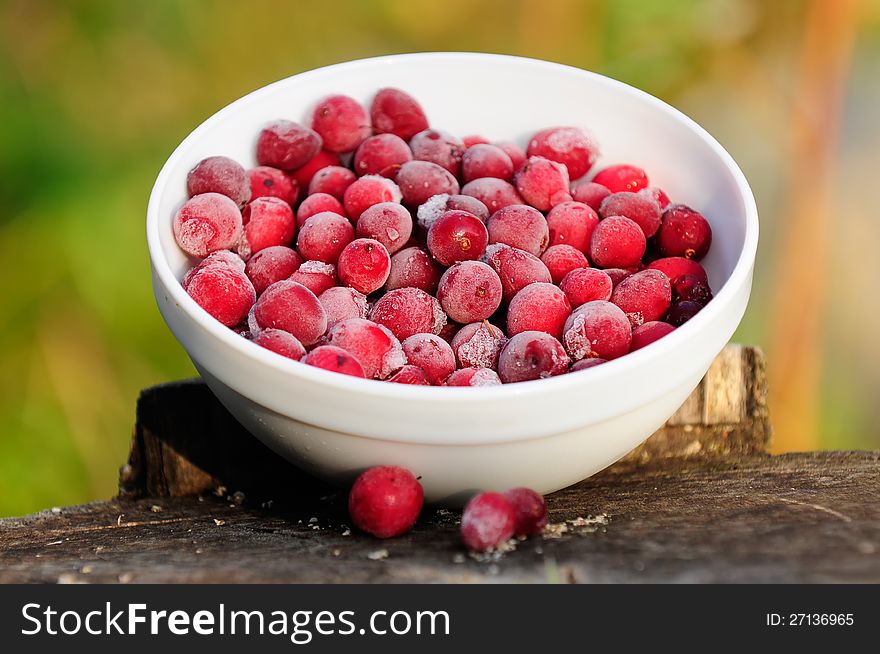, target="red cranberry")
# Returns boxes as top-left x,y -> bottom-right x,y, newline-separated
527,127 -> 599,180
297,192 -> 346,226
288,260 -> 337,296
450,321 -> 507,370
498,331 -> 569,383
409,129 -> 463,176
370,287 -> 446,340
388,364 -> 431,385
437,261 -> 503,324
603,267 -> 634,288
290,150 -> 340,189
445,367 -> 502,387
349,465 -> 423,538
173,193 -> 243,258
319,286 -> 369,328
385,246 -> 443,294
240,196 -> 296,257
559,267 -> 613,307
546,201 -> 599,252
370,88 -> 429,141
337,238 -> 392,294
186,265 -> 255,327
610,269 -> 672,327
639,186 -> 670,209
514,156 -> 572,211
188,156 -> 250,208
672,273 -> 713,305
504,487 -> 548,536
462,134 -> 490,148
296,211 -> 355,264
427,210 -> 488,265
308,165 -> 357,201
460,177 -> 524,213
326,318 -> 406,379
251,328 -> 306,360
343,175 -> 402,222
570,180 -> 611,210
244,246 -> 302,295
591,164 -> 649,193
461,144 -> 514,183
494,141 -> 527,169
401,334 -> 456,385
252,280 -> 327,346
395,160 -> 460,207
647,256 -> 708,285
417,193 -> 489,230
486,204 -> 549,257
248,166 -> 299,206
303,345 -> 366,378
589,215 -> 646,268
570,357 -> 607,371
630,321 -> 675,351
656,204 -> 712,260
666,300 -> 703,326
562,300 -> 632,361
354,133 -> 413,177
481,243 -> 552,303
437,321 -> 461,344
599,191 -> 661,238
541,244 -> 589,284
183,250 -> 245,289
256,120 -> 322,171
310,95 -> 370,153
460,492 -> 516,551
355,202 -> 413,254
507,282 -> 571,340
